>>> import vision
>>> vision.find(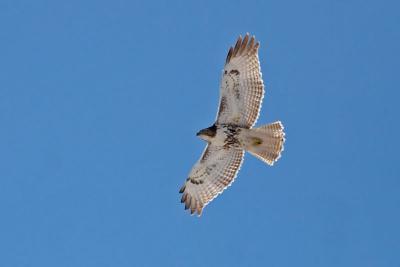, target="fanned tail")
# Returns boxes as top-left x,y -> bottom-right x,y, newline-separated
245,121 -> 285,165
